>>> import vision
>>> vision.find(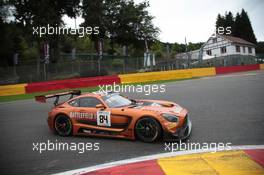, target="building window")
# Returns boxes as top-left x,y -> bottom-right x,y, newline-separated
206,50 -> 212,55
236,45 -> 240,52
212,38 -> 217,43
243,46 -> 245,53
220,46 -> 226,54
248,47 -> 252,53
